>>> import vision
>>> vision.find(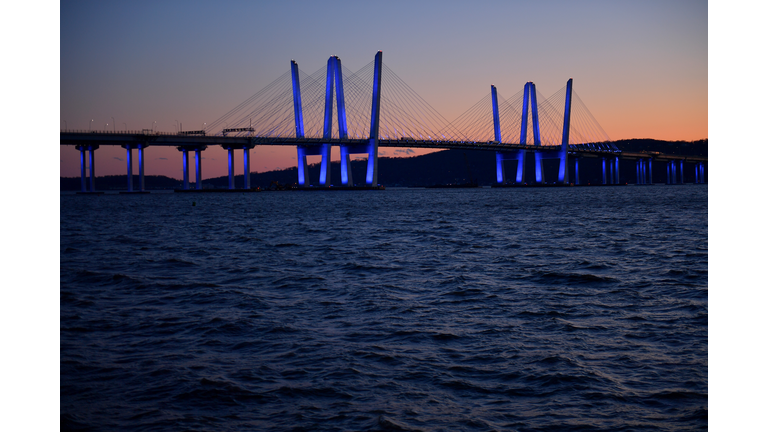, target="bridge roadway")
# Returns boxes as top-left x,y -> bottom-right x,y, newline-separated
61,131 -> 707,192
60,131 -> 707,162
